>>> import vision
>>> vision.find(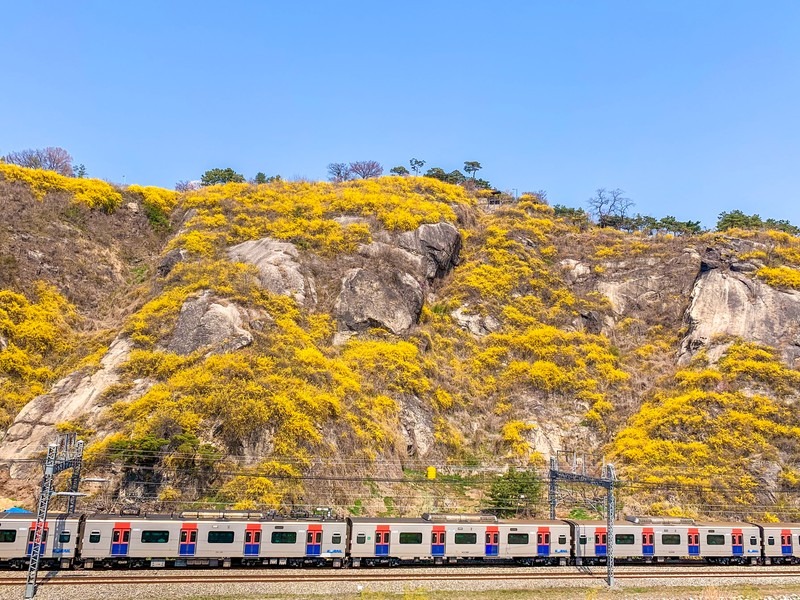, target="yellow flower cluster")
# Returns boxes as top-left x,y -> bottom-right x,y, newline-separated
0,163 -> 122,211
